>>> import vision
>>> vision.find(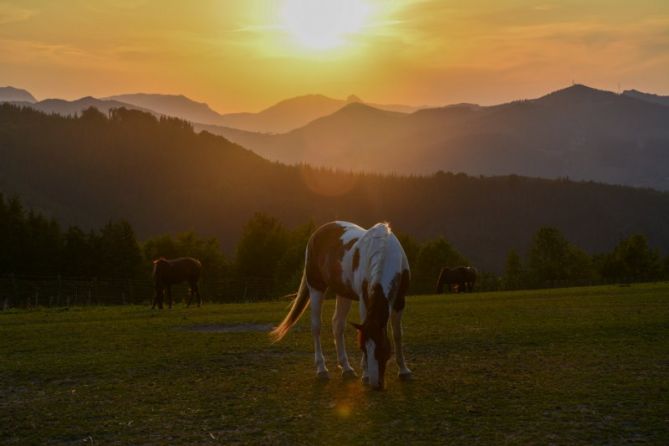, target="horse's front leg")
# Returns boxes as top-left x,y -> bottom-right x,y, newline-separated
166,286 -> 173,309
310,288 -> 329,379
153,285 -> 163,309
359,299 -> 369,385
391,309 -> 413,380
332,296 -> 356,379
191,282 -> 201,307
